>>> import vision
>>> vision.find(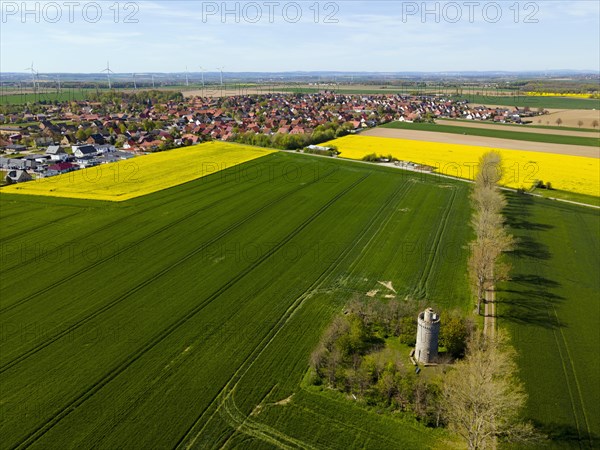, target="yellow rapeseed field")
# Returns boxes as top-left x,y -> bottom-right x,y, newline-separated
1,142 -> 275,201
324,135 -> 600,196
525,92 -> 598,99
